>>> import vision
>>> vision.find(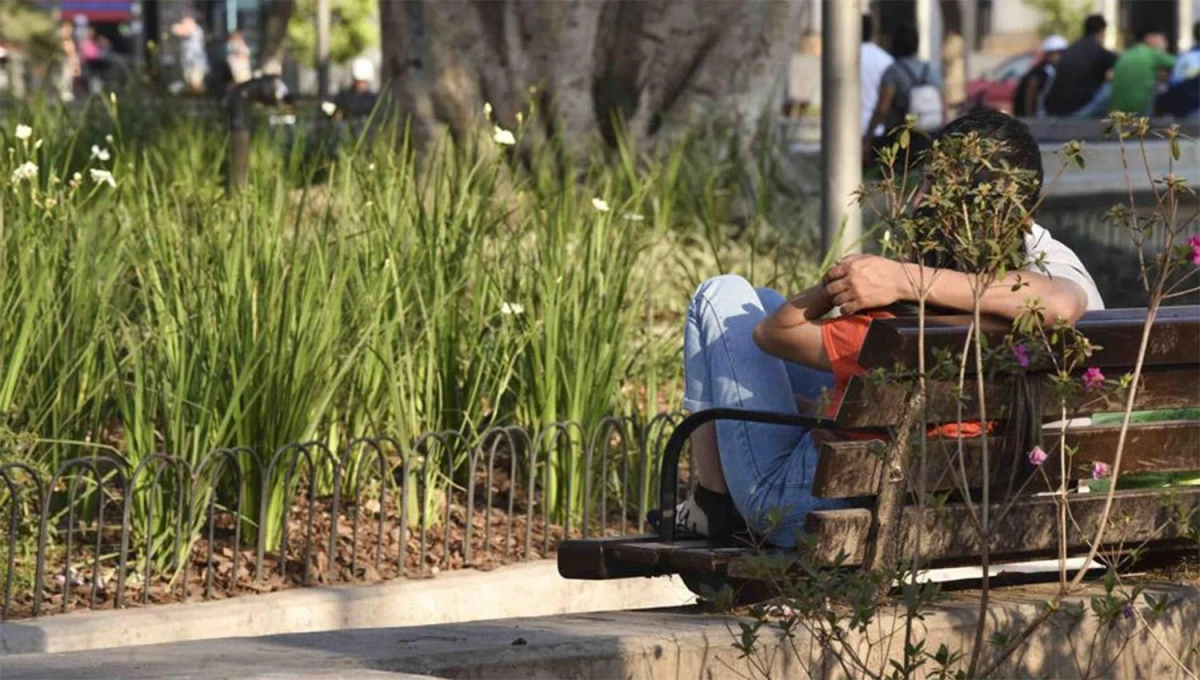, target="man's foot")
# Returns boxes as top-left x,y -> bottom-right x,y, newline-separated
647,485 -> 746,544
